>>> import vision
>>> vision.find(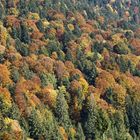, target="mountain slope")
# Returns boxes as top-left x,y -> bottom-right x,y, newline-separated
0,0 -> 140,139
